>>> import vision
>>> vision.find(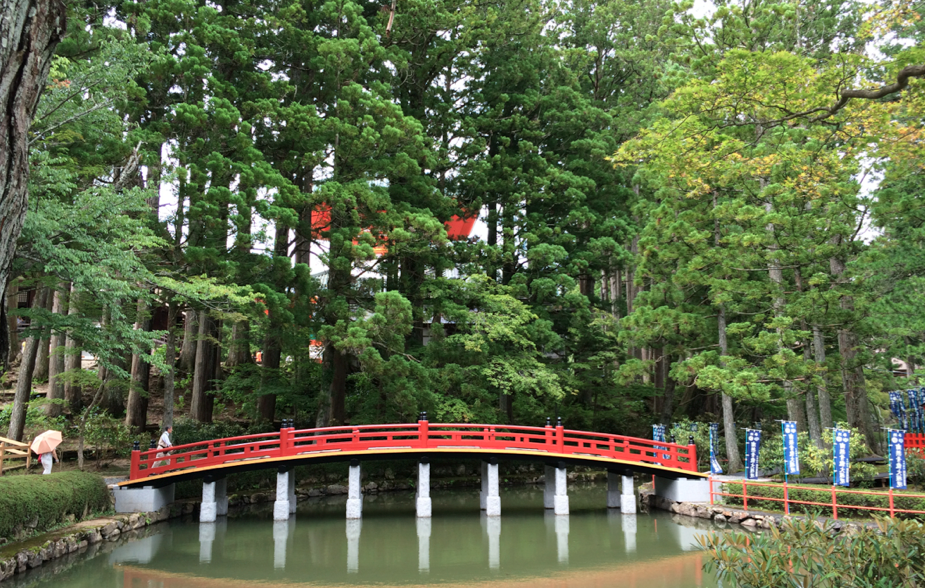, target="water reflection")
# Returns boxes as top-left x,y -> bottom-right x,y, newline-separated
12,485 -> 718,588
